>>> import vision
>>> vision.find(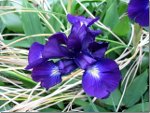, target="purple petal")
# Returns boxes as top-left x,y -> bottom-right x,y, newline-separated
32,61 -> 61,90
25,58 -> 47,70
87,17 -> 99,27
82,58 -> 122,98
134,9 -> 149,27
82,28 -> 101,51
57,59 -> 77,75
25,42 -> 46,70
88,42 -> 109,59
28,42 -> 44,64
75,53 -> 96,69
67,24 -> 87,52
42,32 -> 70,59
67,14 -> 99,27
128,0 -> 149,26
